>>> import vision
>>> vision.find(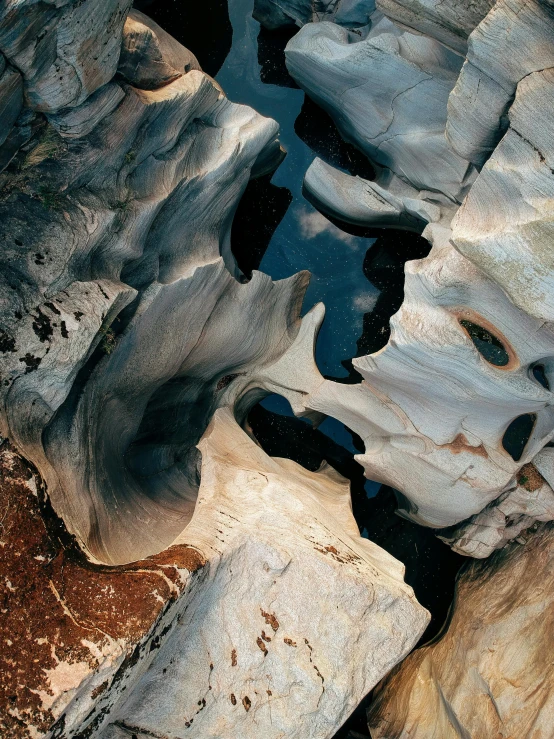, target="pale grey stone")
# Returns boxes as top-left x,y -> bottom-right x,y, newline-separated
446,0 -> 554,166
377,0 -> 494,53
285,18 -> 476,203
0,0 -> 133,112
